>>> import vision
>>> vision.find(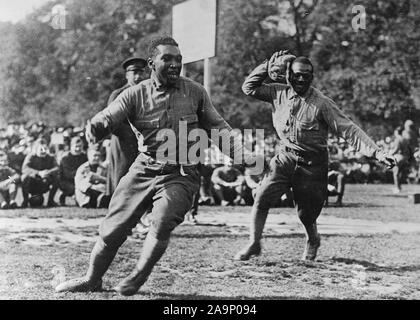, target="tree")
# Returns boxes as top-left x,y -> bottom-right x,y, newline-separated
311,0 -> 420,139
